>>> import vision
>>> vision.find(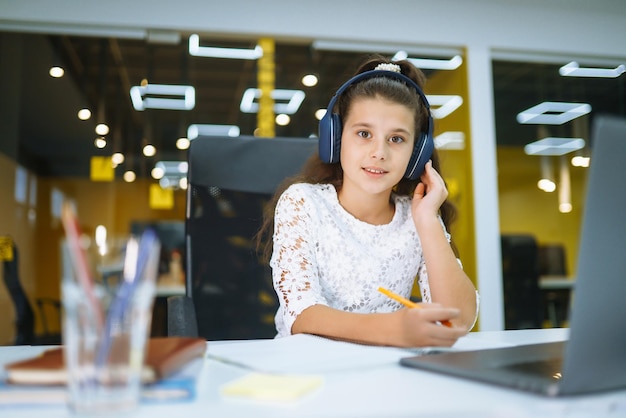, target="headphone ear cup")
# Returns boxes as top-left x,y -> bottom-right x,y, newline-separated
329,114 -> 342,163
404,131 -> 434,180
318,112 -> 342,164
